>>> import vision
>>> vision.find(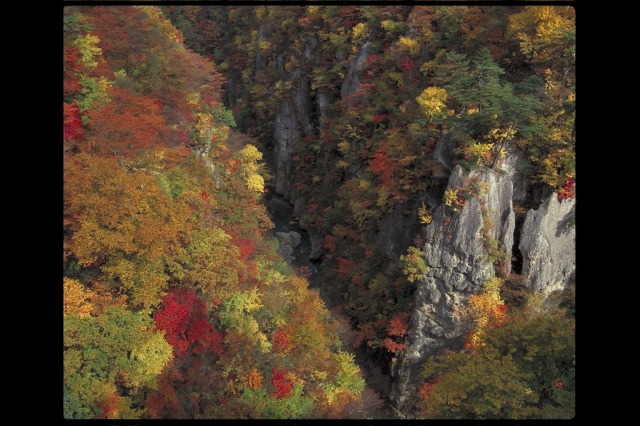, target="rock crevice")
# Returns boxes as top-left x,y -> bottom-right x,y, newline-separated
391,158 -> 575,415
